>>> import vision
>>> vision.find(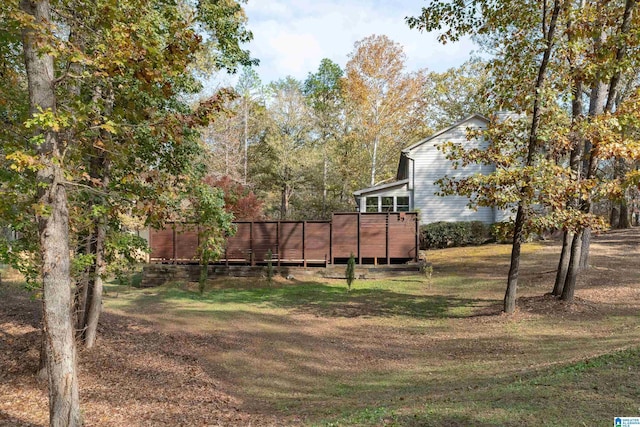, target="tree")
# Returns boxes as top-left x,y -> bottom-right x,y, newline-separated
410,0 -> 566,313
304,58 -> 346,217
343,35 -> 429,188
1,0 -> 256,423
422,59 -> 493,130
203,175 -> 263,220
251,77 -> 315,219
18,0 -> 81,423
408,0 -> 640,311
204,68 -> 266,184
236,66 -> 265,184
